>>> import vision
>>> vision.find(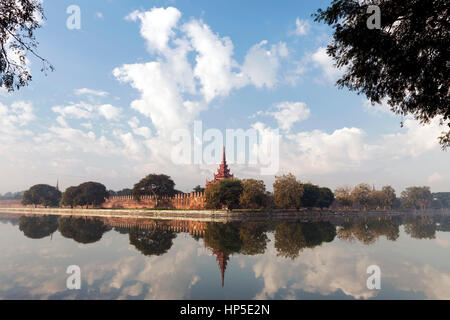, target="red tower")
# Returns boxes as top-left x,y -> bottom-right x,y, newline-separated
206,146 -> 234,187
